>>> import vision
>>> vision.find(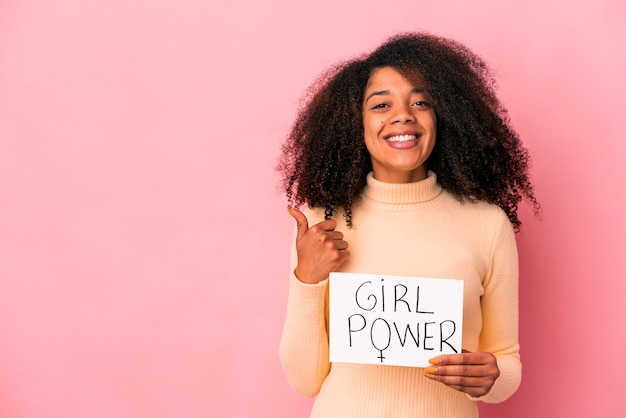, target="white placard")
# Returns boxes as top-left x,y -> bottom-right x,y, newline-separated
329,272 -> 464,368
